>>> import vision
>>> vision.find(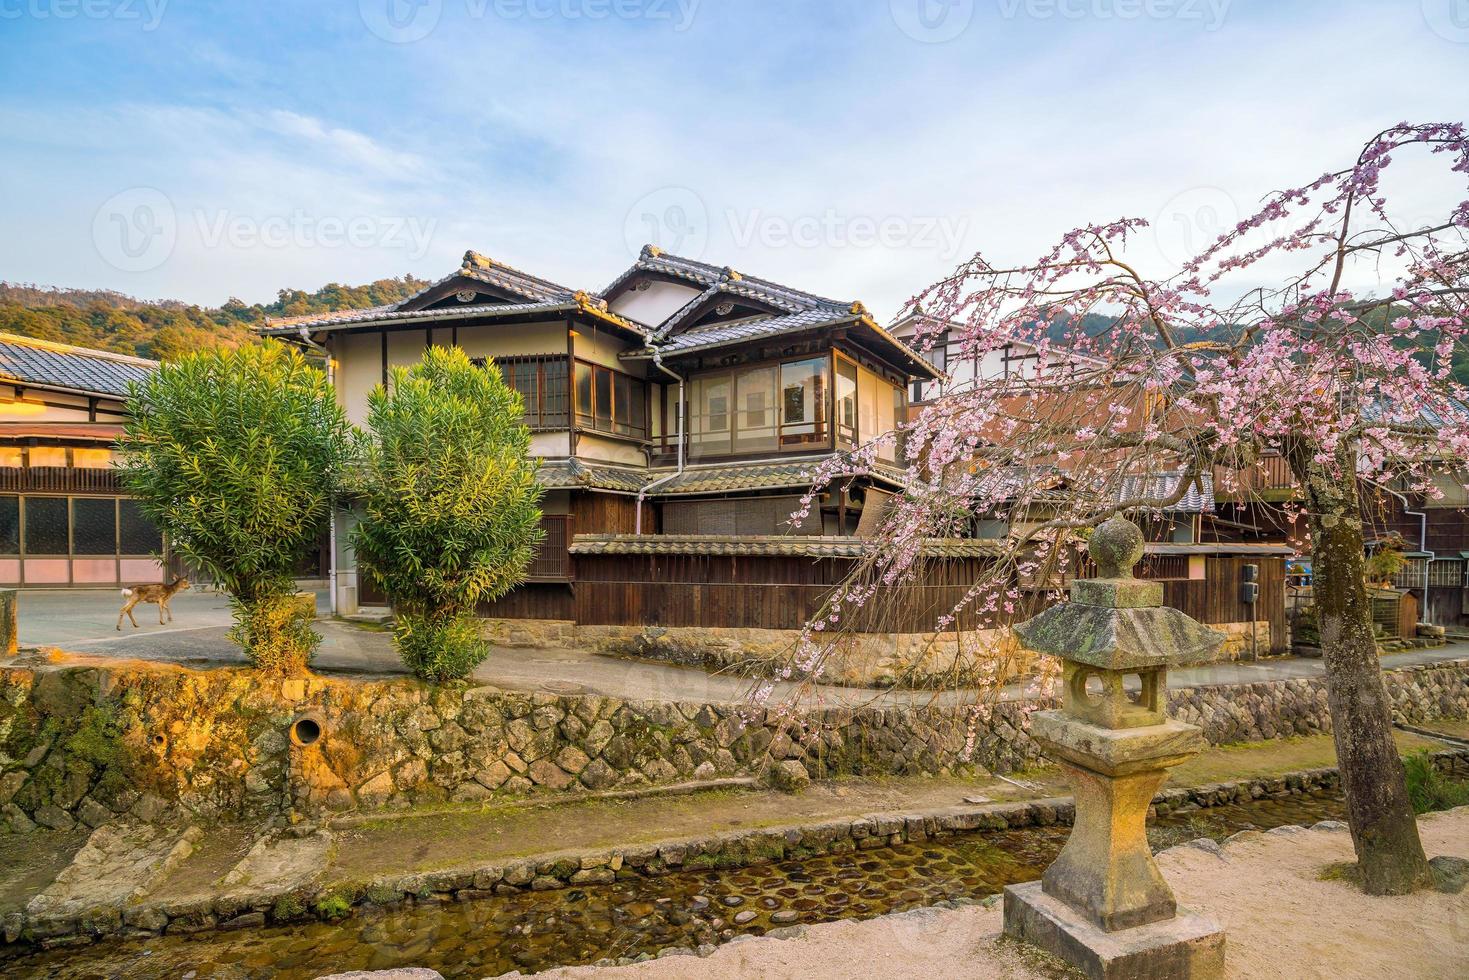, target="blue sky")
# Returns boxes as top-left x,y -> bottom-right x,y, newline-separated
1,0 -> 1466,317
